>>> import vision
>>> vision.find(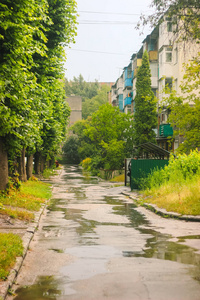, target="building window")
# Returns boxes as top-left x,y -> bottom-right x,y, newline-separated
175,47 -> 178,64
127,105 -> 131,113
166,47 -> 172,62
165,77 -> 173,92
167,21 -> 172,32
152,88 -> 157,96
175,79 -> 178,91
